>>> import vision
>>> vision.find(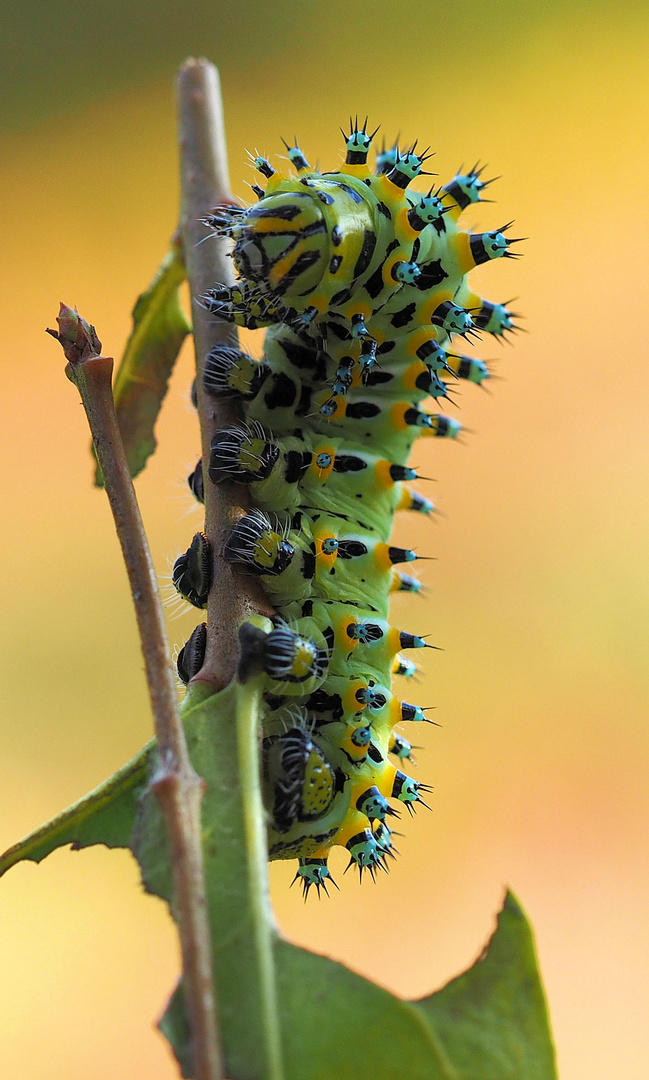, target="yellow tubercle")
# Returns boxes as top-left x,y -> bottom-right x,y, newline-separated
389,401 -> 412,432
373,459 -> 398,491
381,250 -> 408,287
450,230 -> 475,274
373,173 -> 410,206
393,204 -> 418,241
373,542 -> 396,574
265,171 -> 289,192
339,162 -> 372,181
402,360 -> 428,392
